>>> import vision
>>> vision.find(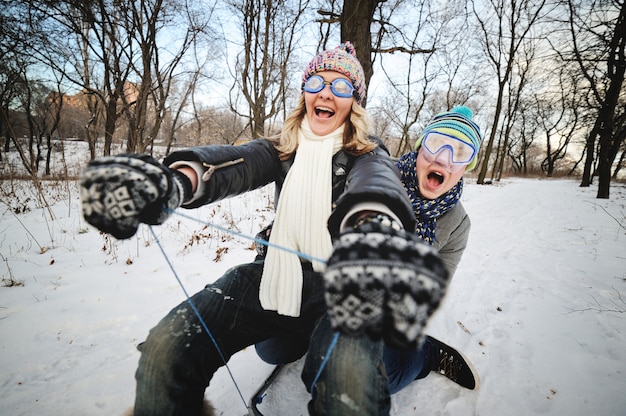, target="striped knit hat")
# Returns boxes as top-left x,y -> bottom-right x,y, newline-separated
415,106 -> 484,171
302,41 -> 366,106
